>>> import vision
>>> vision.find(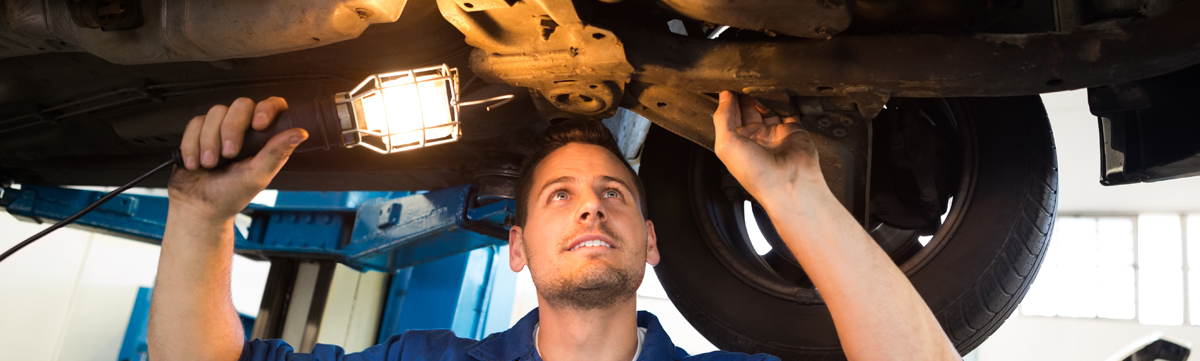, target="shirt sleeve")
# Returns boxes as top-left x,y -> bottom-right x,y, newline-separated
239,334 -> 407,361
